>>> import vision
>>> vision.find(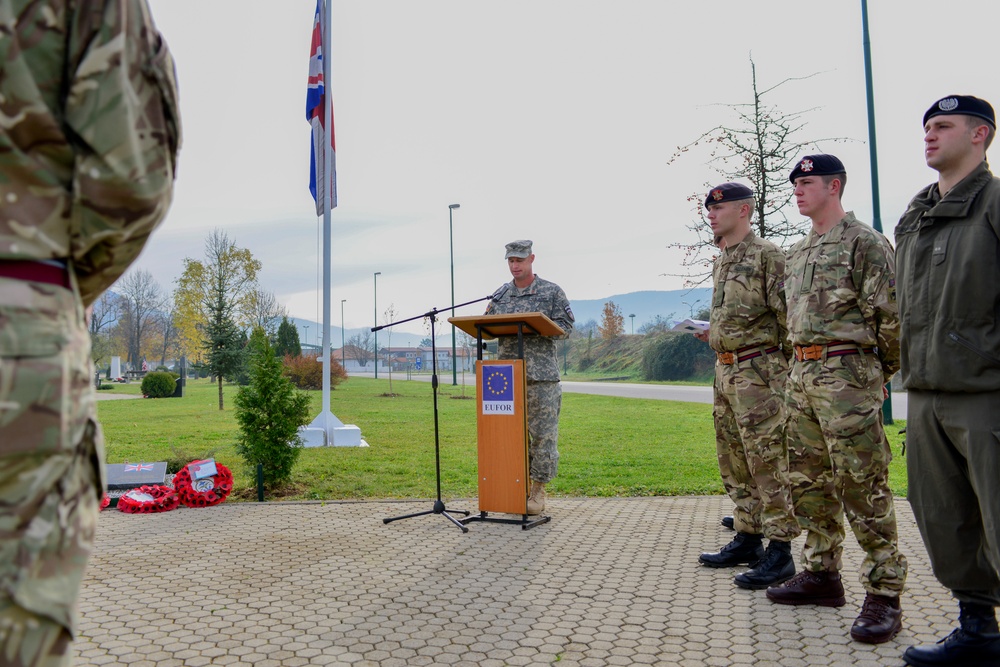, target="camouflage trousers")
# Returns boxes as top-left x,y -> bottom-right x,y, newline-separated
907,389 -> 1000,608
526,380 -> 561,484
0,277 -> 103,666
714,352 -> 799,541
786,352 -> 907,596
